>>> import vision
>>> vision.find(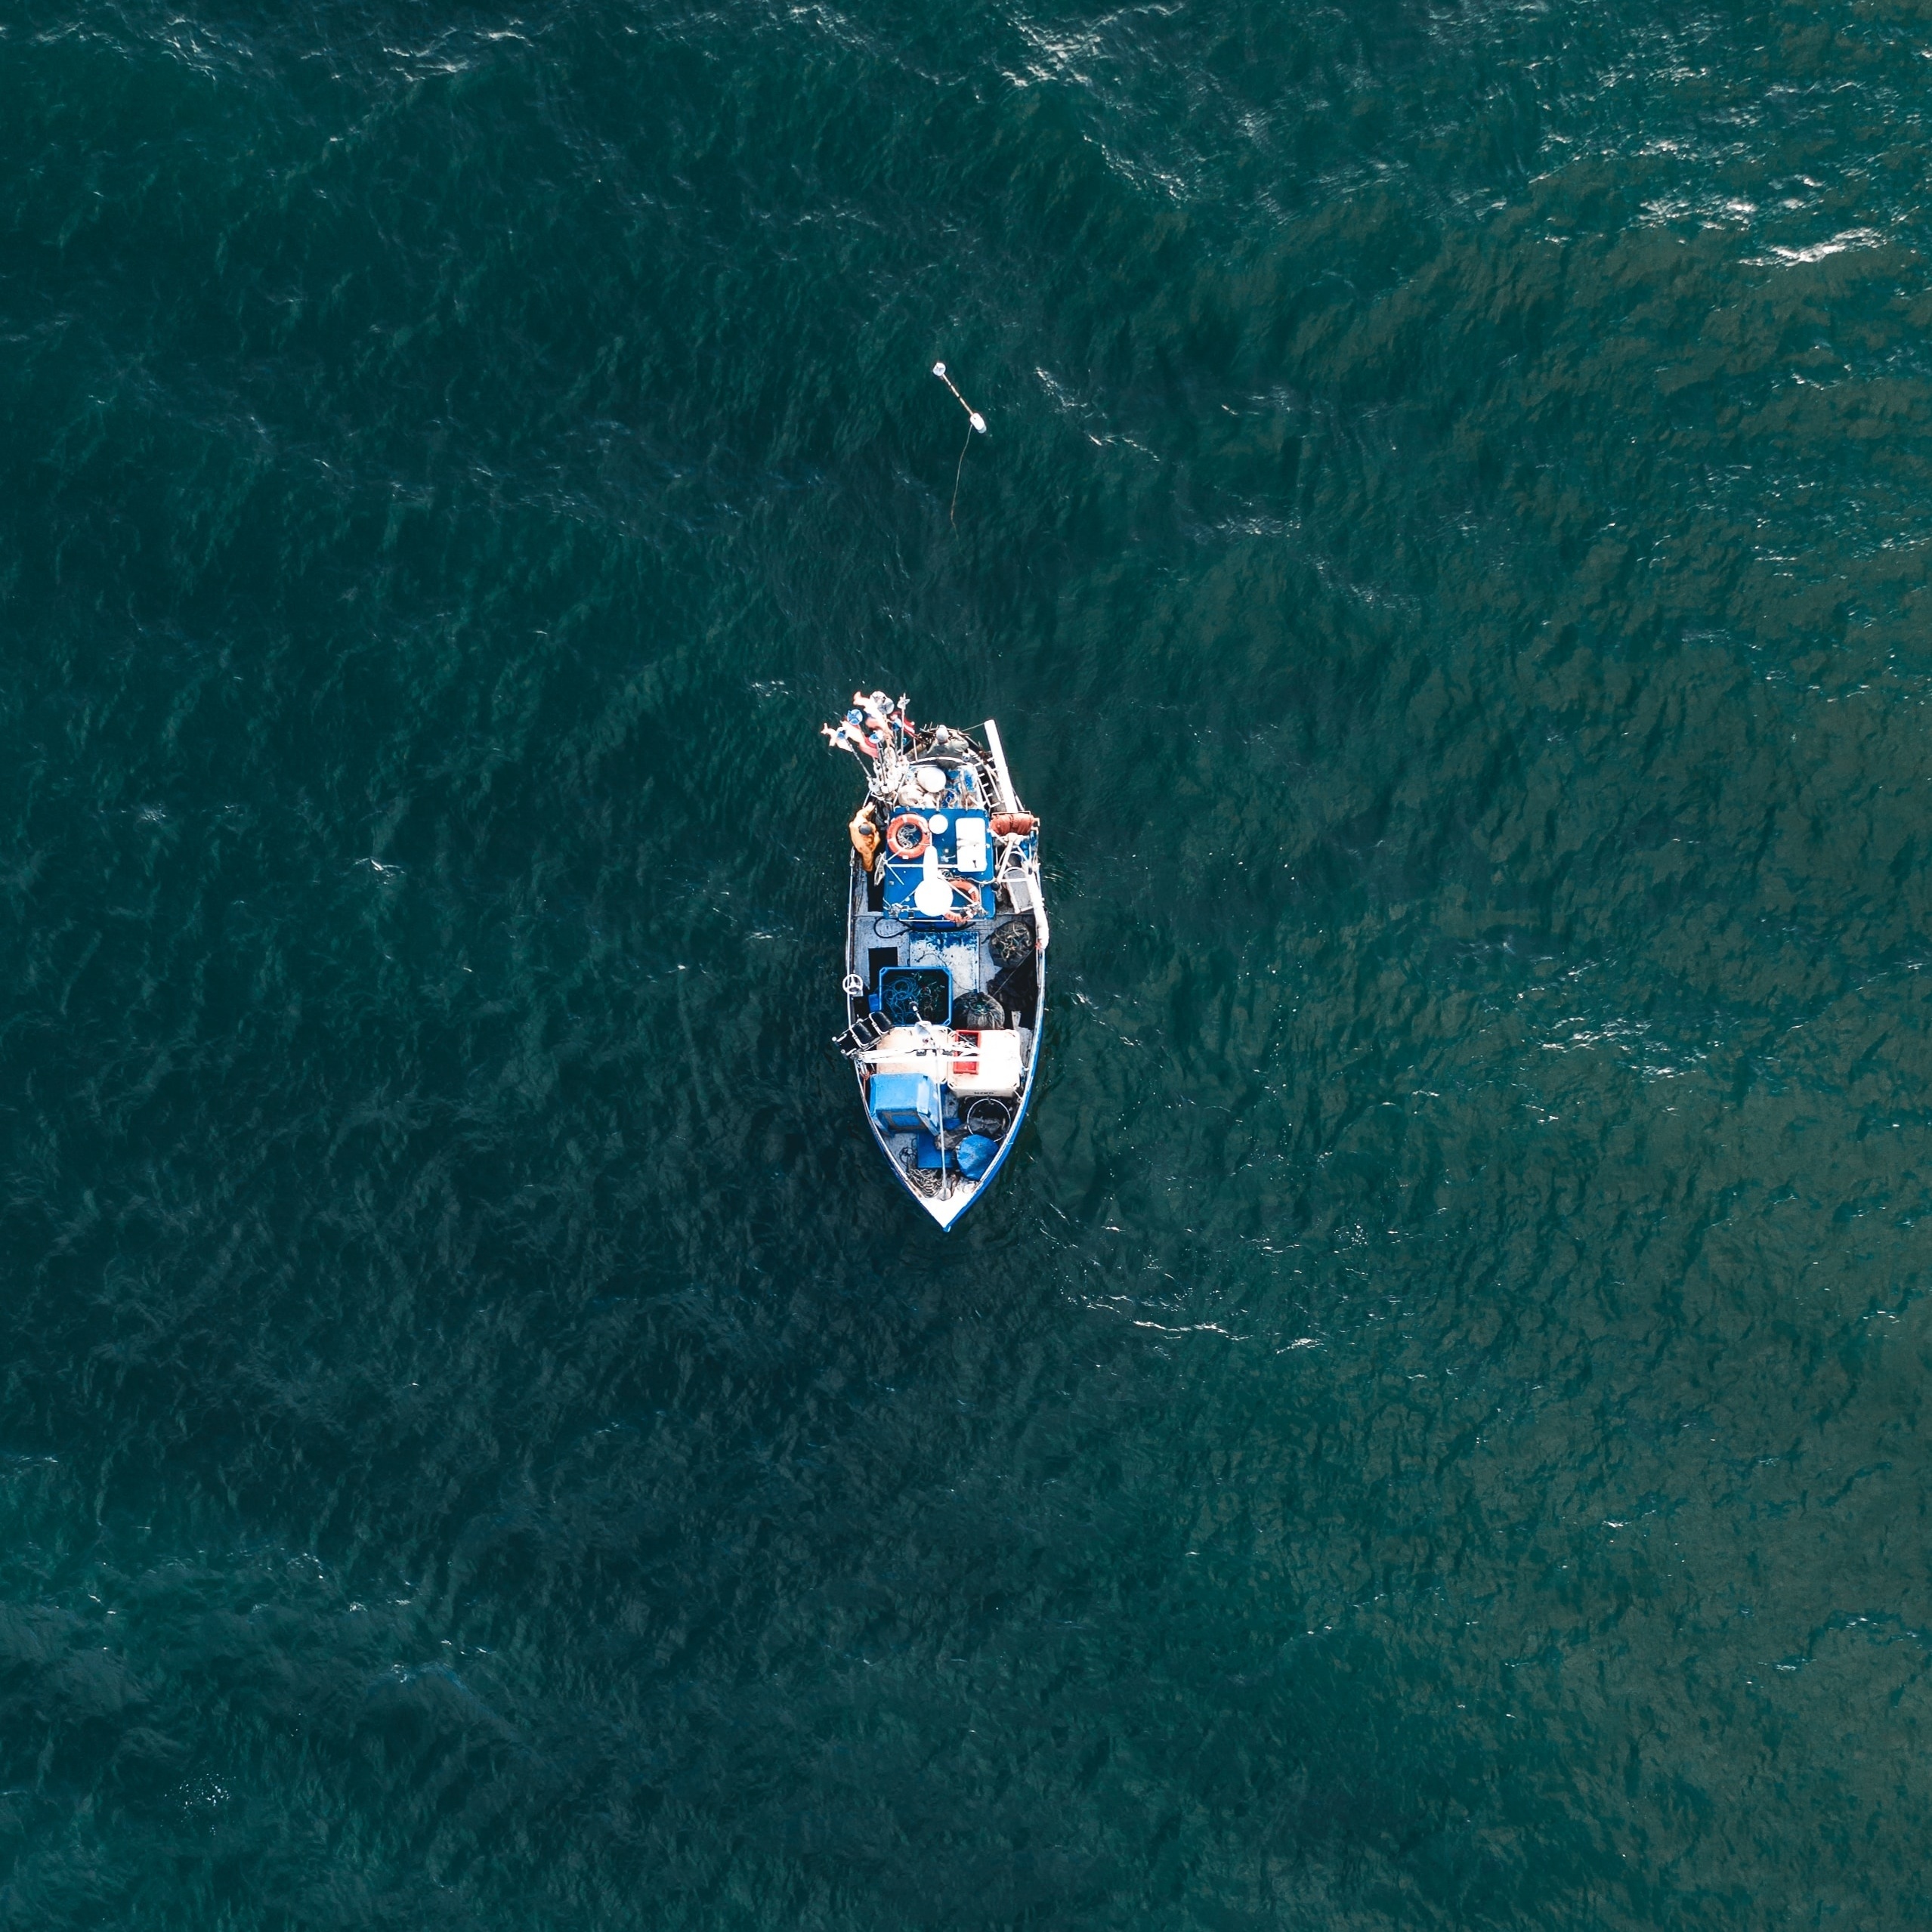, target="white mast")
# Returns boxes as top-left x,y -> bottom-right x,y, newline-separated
982,718 -> 1020,814
984,718 -> 1047,952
